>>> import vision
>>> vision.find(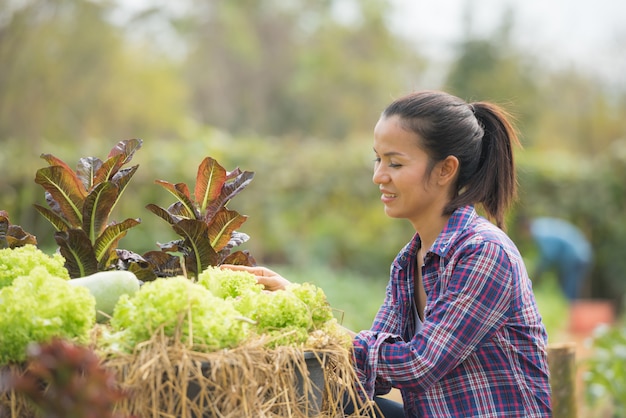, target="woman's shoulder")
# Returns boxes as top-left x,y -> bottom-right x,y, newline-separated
459,215 -> 523,263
